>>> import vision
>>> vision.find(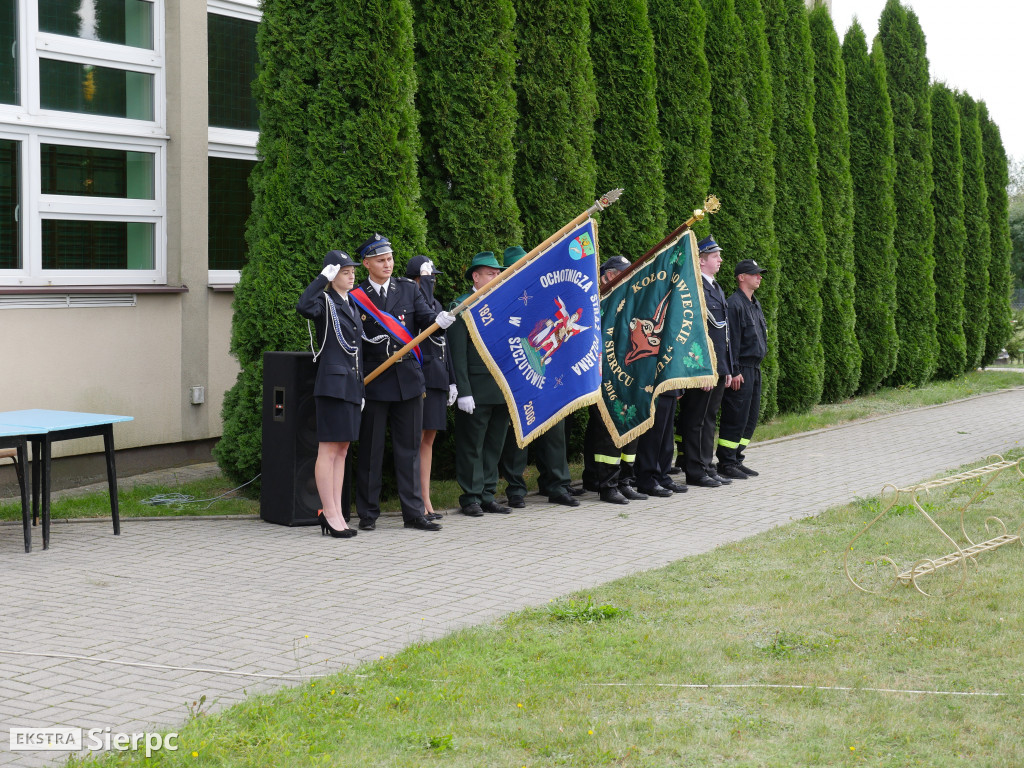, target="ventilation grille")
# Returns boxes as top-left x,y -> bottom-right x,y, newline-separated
0,294 -> 138,309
